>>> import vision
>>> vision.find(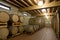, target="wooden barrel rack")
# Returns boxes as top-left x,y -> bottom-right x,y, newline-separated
8,22 -> 24,38
0,22 -> 9,40
0,22 -> 7,28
